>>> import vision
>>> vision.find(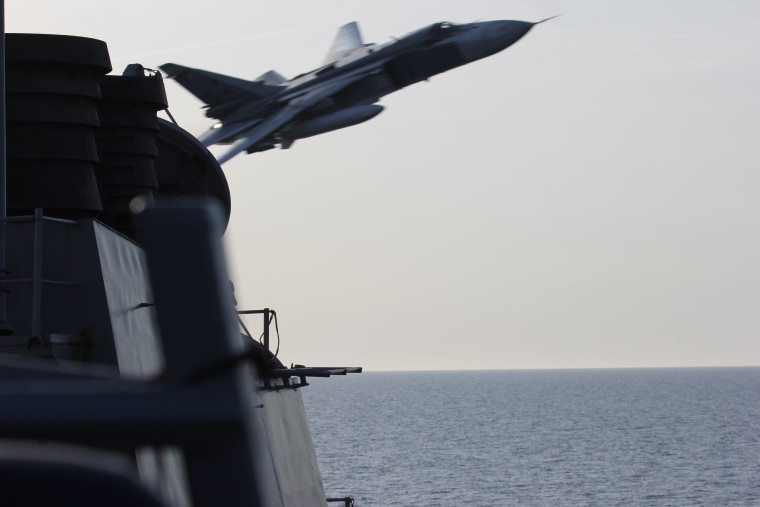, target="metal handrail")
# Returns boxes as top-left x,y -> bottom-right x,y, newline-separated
0,210 -> 77,338
237,308 -> 275,353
